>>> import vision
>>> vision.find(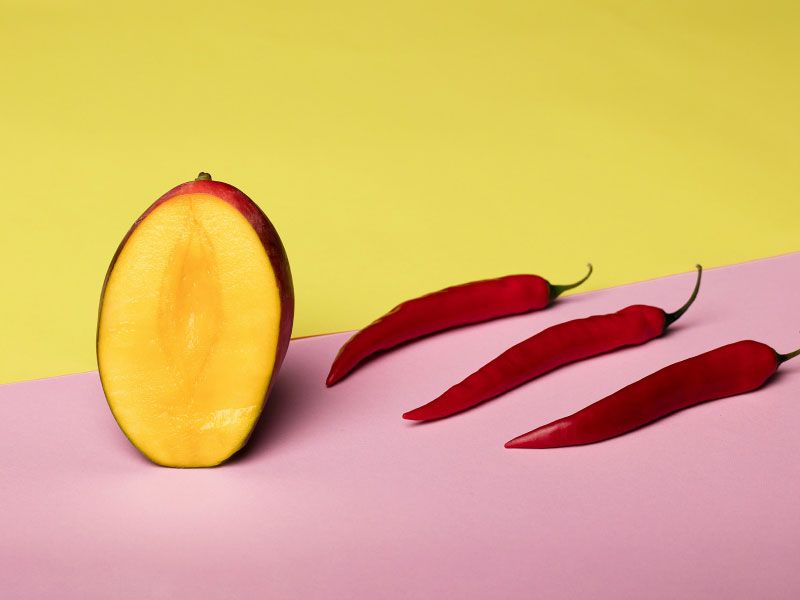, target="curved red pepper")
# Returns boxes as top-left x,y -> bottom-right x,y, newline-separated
403,266 -> 703,421
505,340 -> 800,449
326,265 -> 593,386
